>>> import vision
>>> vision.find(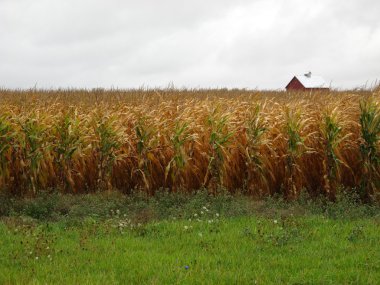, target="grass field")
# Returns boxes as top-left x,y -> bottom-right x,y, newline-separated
1,192 -> 380,284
